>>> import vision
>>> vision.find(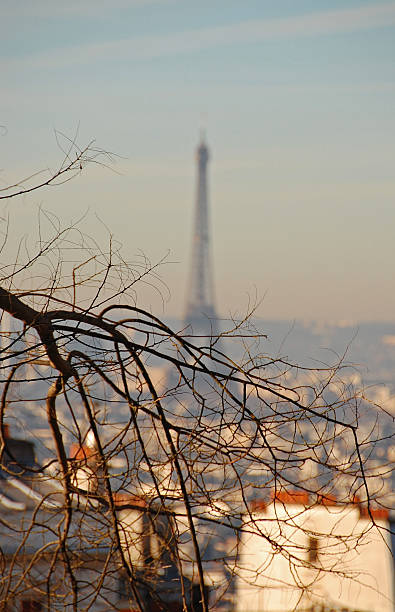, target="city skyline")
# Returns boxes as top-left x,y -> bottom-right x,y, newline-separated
1,1 -> 395,322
